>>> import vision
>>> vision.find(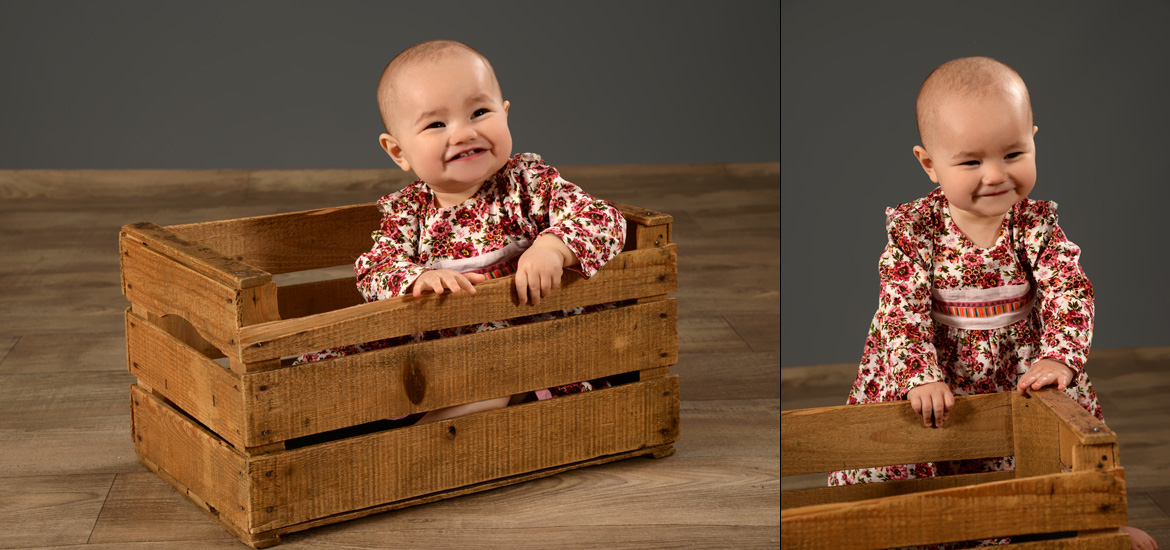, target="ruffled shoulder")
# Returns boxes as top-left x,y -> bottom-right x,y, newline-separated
377,179 -> 430,218
497,152 -> 565,197
883,188 -> 944,267
1010,197 -> 1058,269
